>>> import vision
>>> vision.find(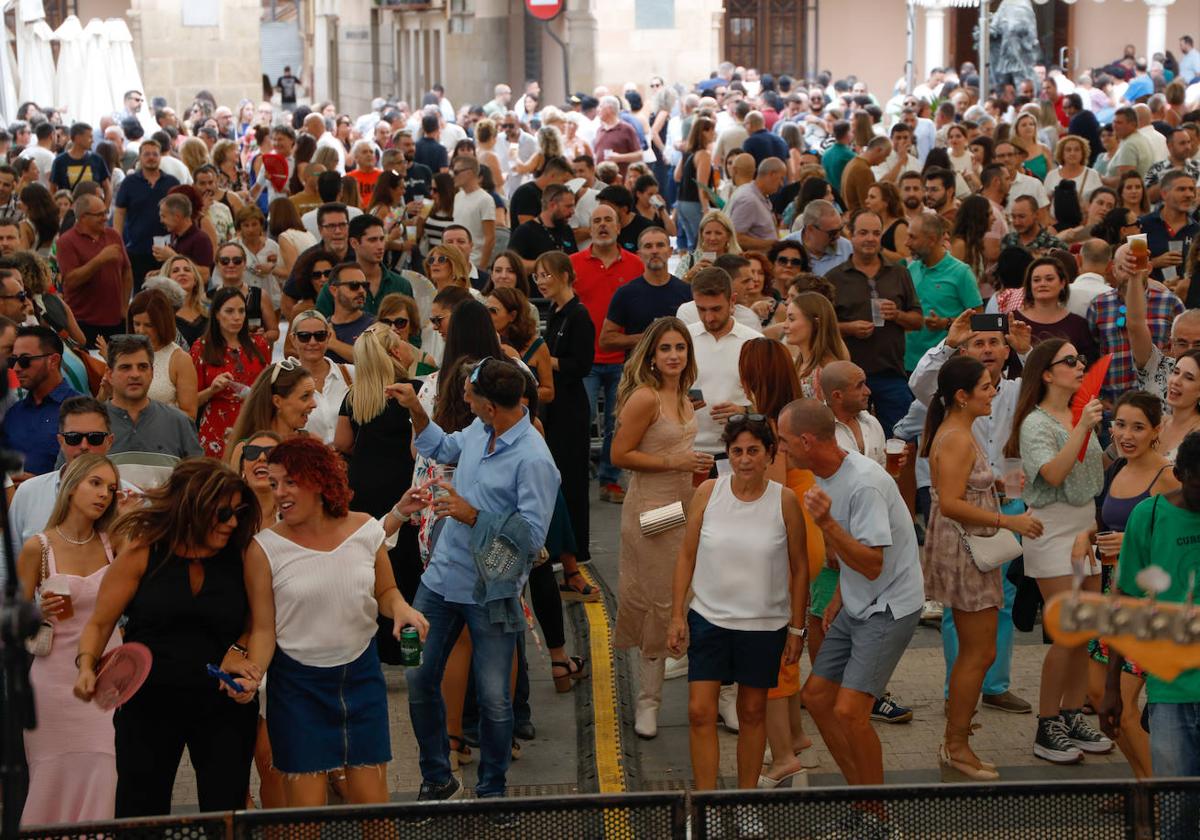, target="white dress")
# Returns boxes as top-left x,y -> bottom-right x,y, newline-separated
147,342 -> 184,408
